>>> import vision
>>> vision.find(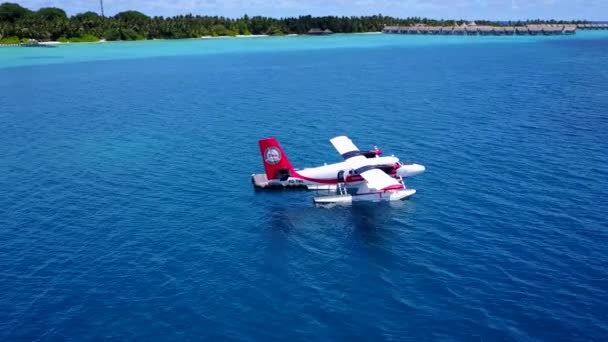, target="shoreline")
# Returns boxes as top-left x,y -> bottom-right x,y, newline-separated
1,30 -> 606,48
1,32 -> 385,47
